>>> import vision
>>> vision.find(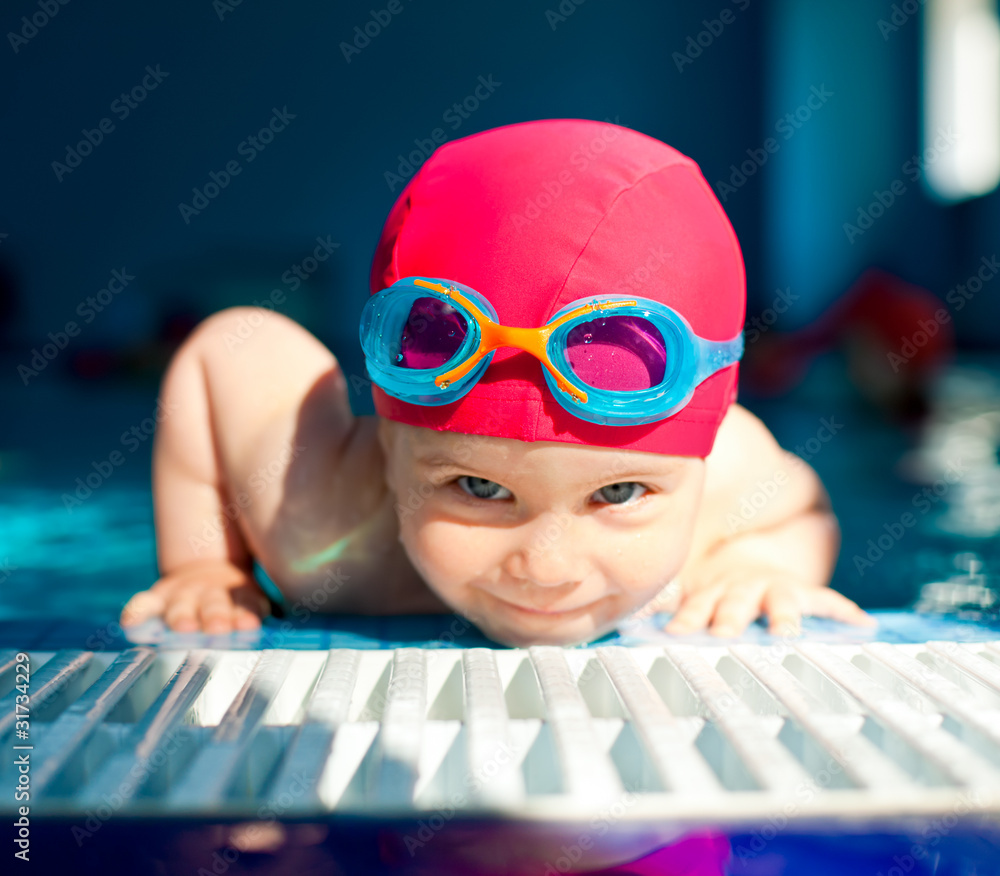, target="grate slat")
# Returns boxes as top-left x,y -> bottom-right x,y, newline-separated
31,648 -> 156,795
167,650 -> 295,809
864,643 -> 1000,750
663,645 -> 814,792
529,647 -> 623,801
597,647 -> 720,795
78,650 -> 216,808
369,648 -> 427,807
730,644 -> 919,791
270,649 -> 361,810
796,643 -> 1000,788
463,648 -> 524,804
934,641 -> 1000,693
0,649 -> 22,681
0,650 -> 94,740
